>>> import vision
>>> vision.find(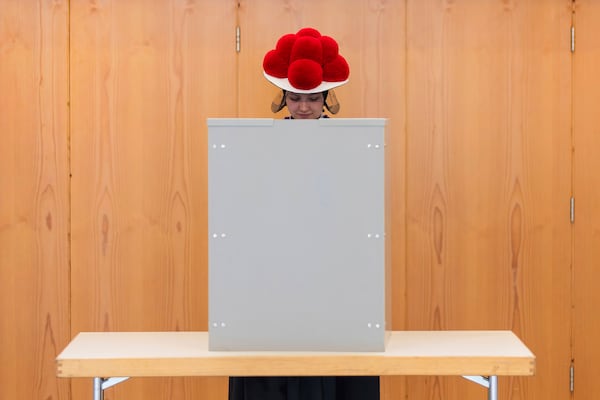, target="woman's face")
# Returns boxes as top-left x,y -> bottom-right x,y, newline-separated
286,92 -> 325,119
